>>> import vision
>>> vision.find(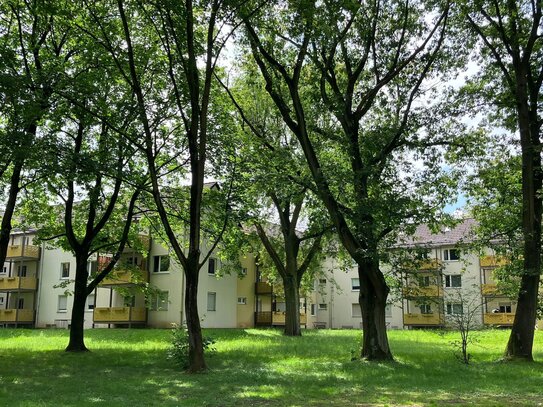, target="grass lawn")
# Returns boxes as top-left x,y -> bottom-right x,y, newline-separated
0,328 -> 541,406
